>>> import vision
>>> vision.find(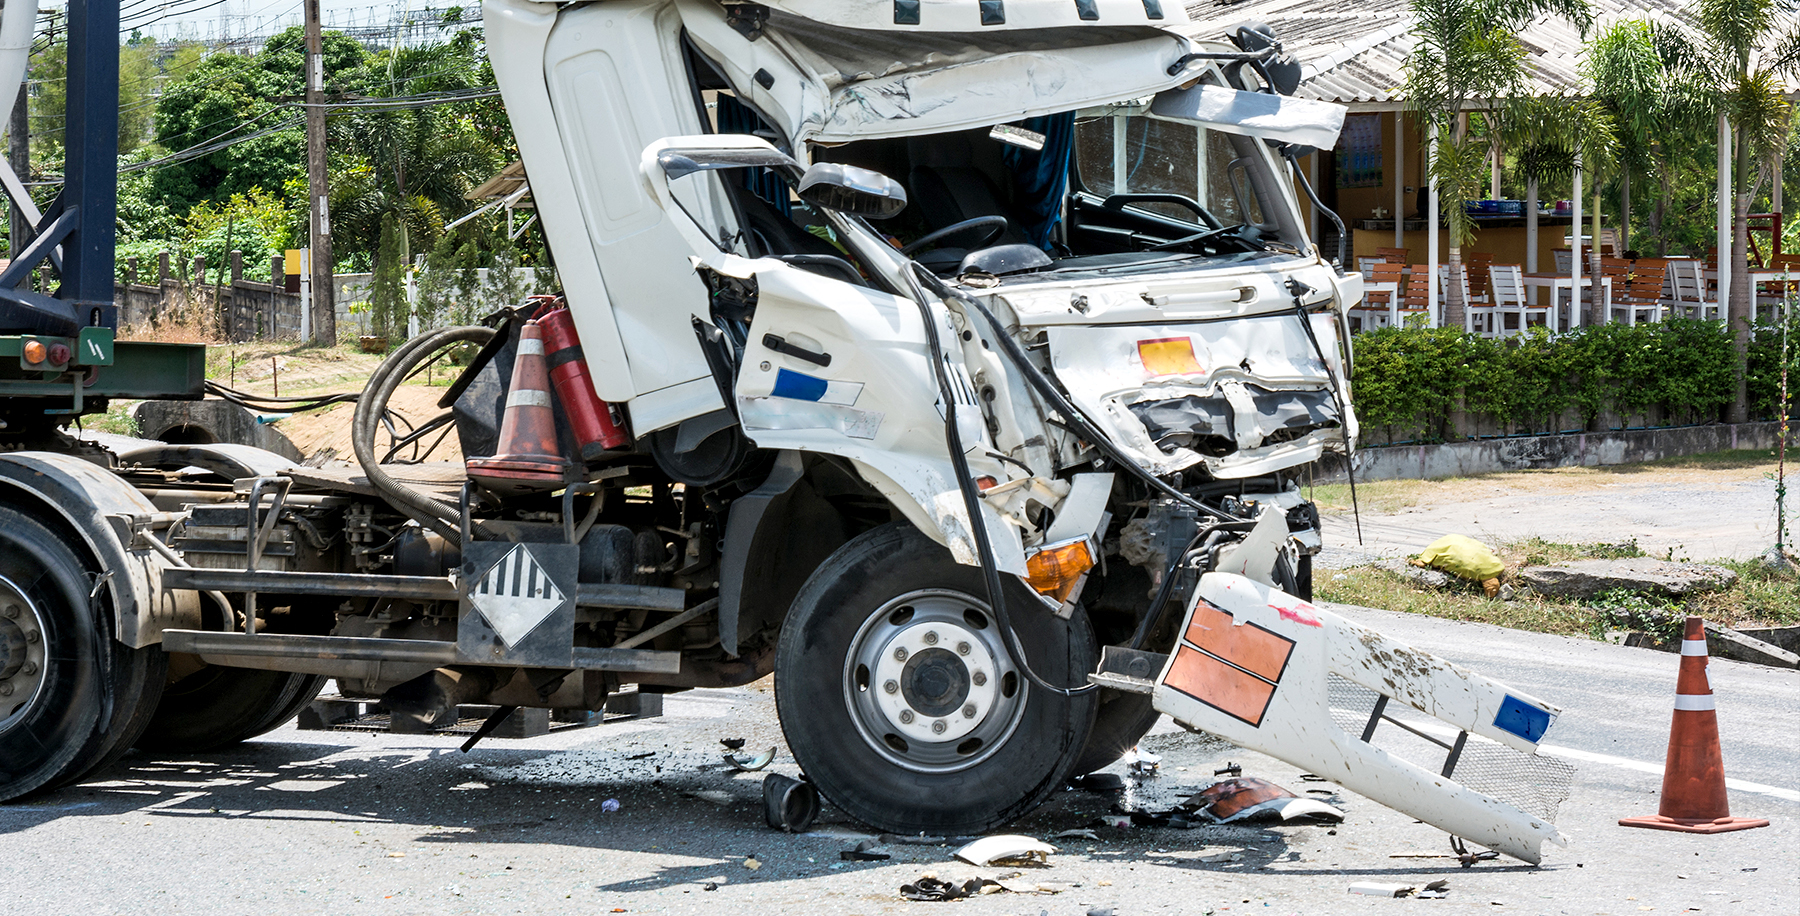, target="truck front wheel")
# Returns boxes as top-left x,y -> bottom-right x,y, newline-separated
0,506 -> 164,800
775,523 -> 1097,835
